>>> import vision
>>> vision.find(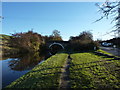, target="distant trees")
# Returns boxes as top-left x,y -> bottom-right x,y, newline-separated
69,31 -> 98,51
52,30 -> 61,37
70,31 -> 93,43
8,30 -> 63,53
43,30 -> 63,42
9,31 -> 44,53
49,30 -> 63,41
